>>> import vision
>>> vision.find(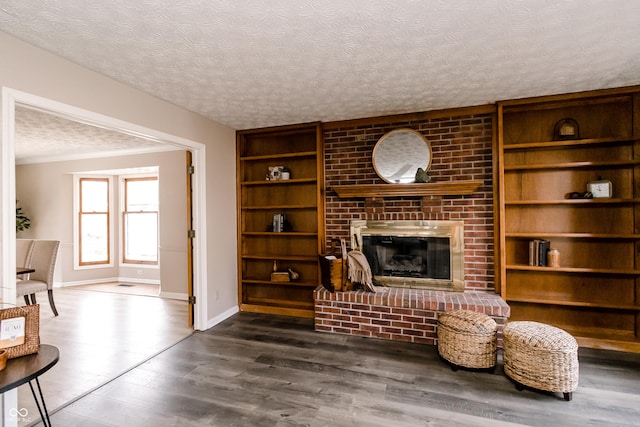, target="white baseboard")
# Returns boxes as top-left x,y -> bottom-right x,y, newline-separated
159,291 -> 188,301
206,305 -> 239,330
